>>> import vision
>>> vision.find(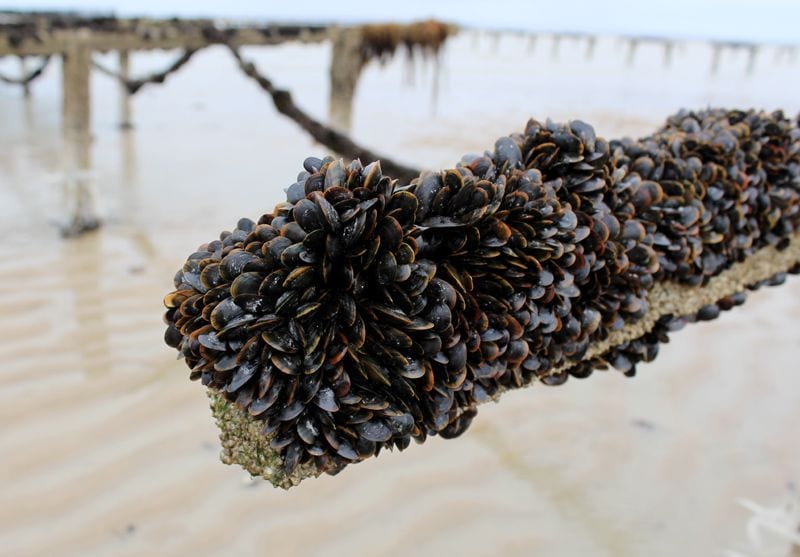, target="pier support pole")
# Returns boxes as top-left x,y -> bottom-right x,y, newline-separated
745,45 -> 758,76
118,49 -> 133,129
711,44 -> 723,74
626,39 -> 639,67
62,30 -> 99,235
662,41 -> 675,68
19,56 -> 31,97
328,28 -> 363,132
